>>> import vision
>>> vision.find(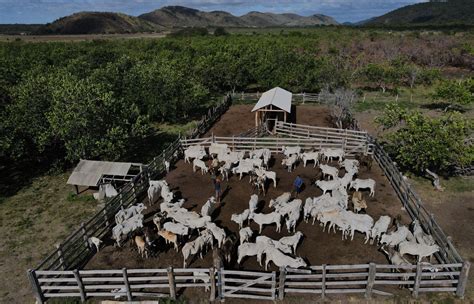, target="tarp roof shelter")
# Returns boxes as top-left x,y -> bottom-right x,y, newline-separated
67,160 -> 142,191
251,87 -> 292,113
251,87 -> 293,127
